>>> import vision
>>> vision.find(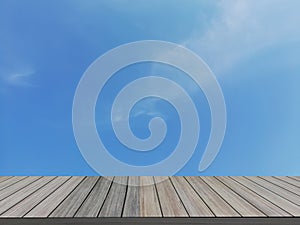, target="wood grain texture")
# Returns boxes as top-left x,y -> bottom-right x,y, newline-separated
170,177 -> 213,217
49,177 -> 98,217
202,177 -> 265,217
1,177 -> 70,217
290,176 -> 300,182
274,176 -> 300,188
24,177 -> 85,217
139,176 -> 162,217
154,177 -> 188,217
123,176 -> 140,217
0,177 -> 12,184
0,176 -> 299,218
98,177 -> 128,217
248,177 -> 300,206
0,177 -> 41,201
0,176 -> 28,193
231,177 -> 298,216
0,176 -> 53,215
218,177 -> 292,216
185,177 -> 239,217
260,176 -> 300,196
75,177 -> 113,217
